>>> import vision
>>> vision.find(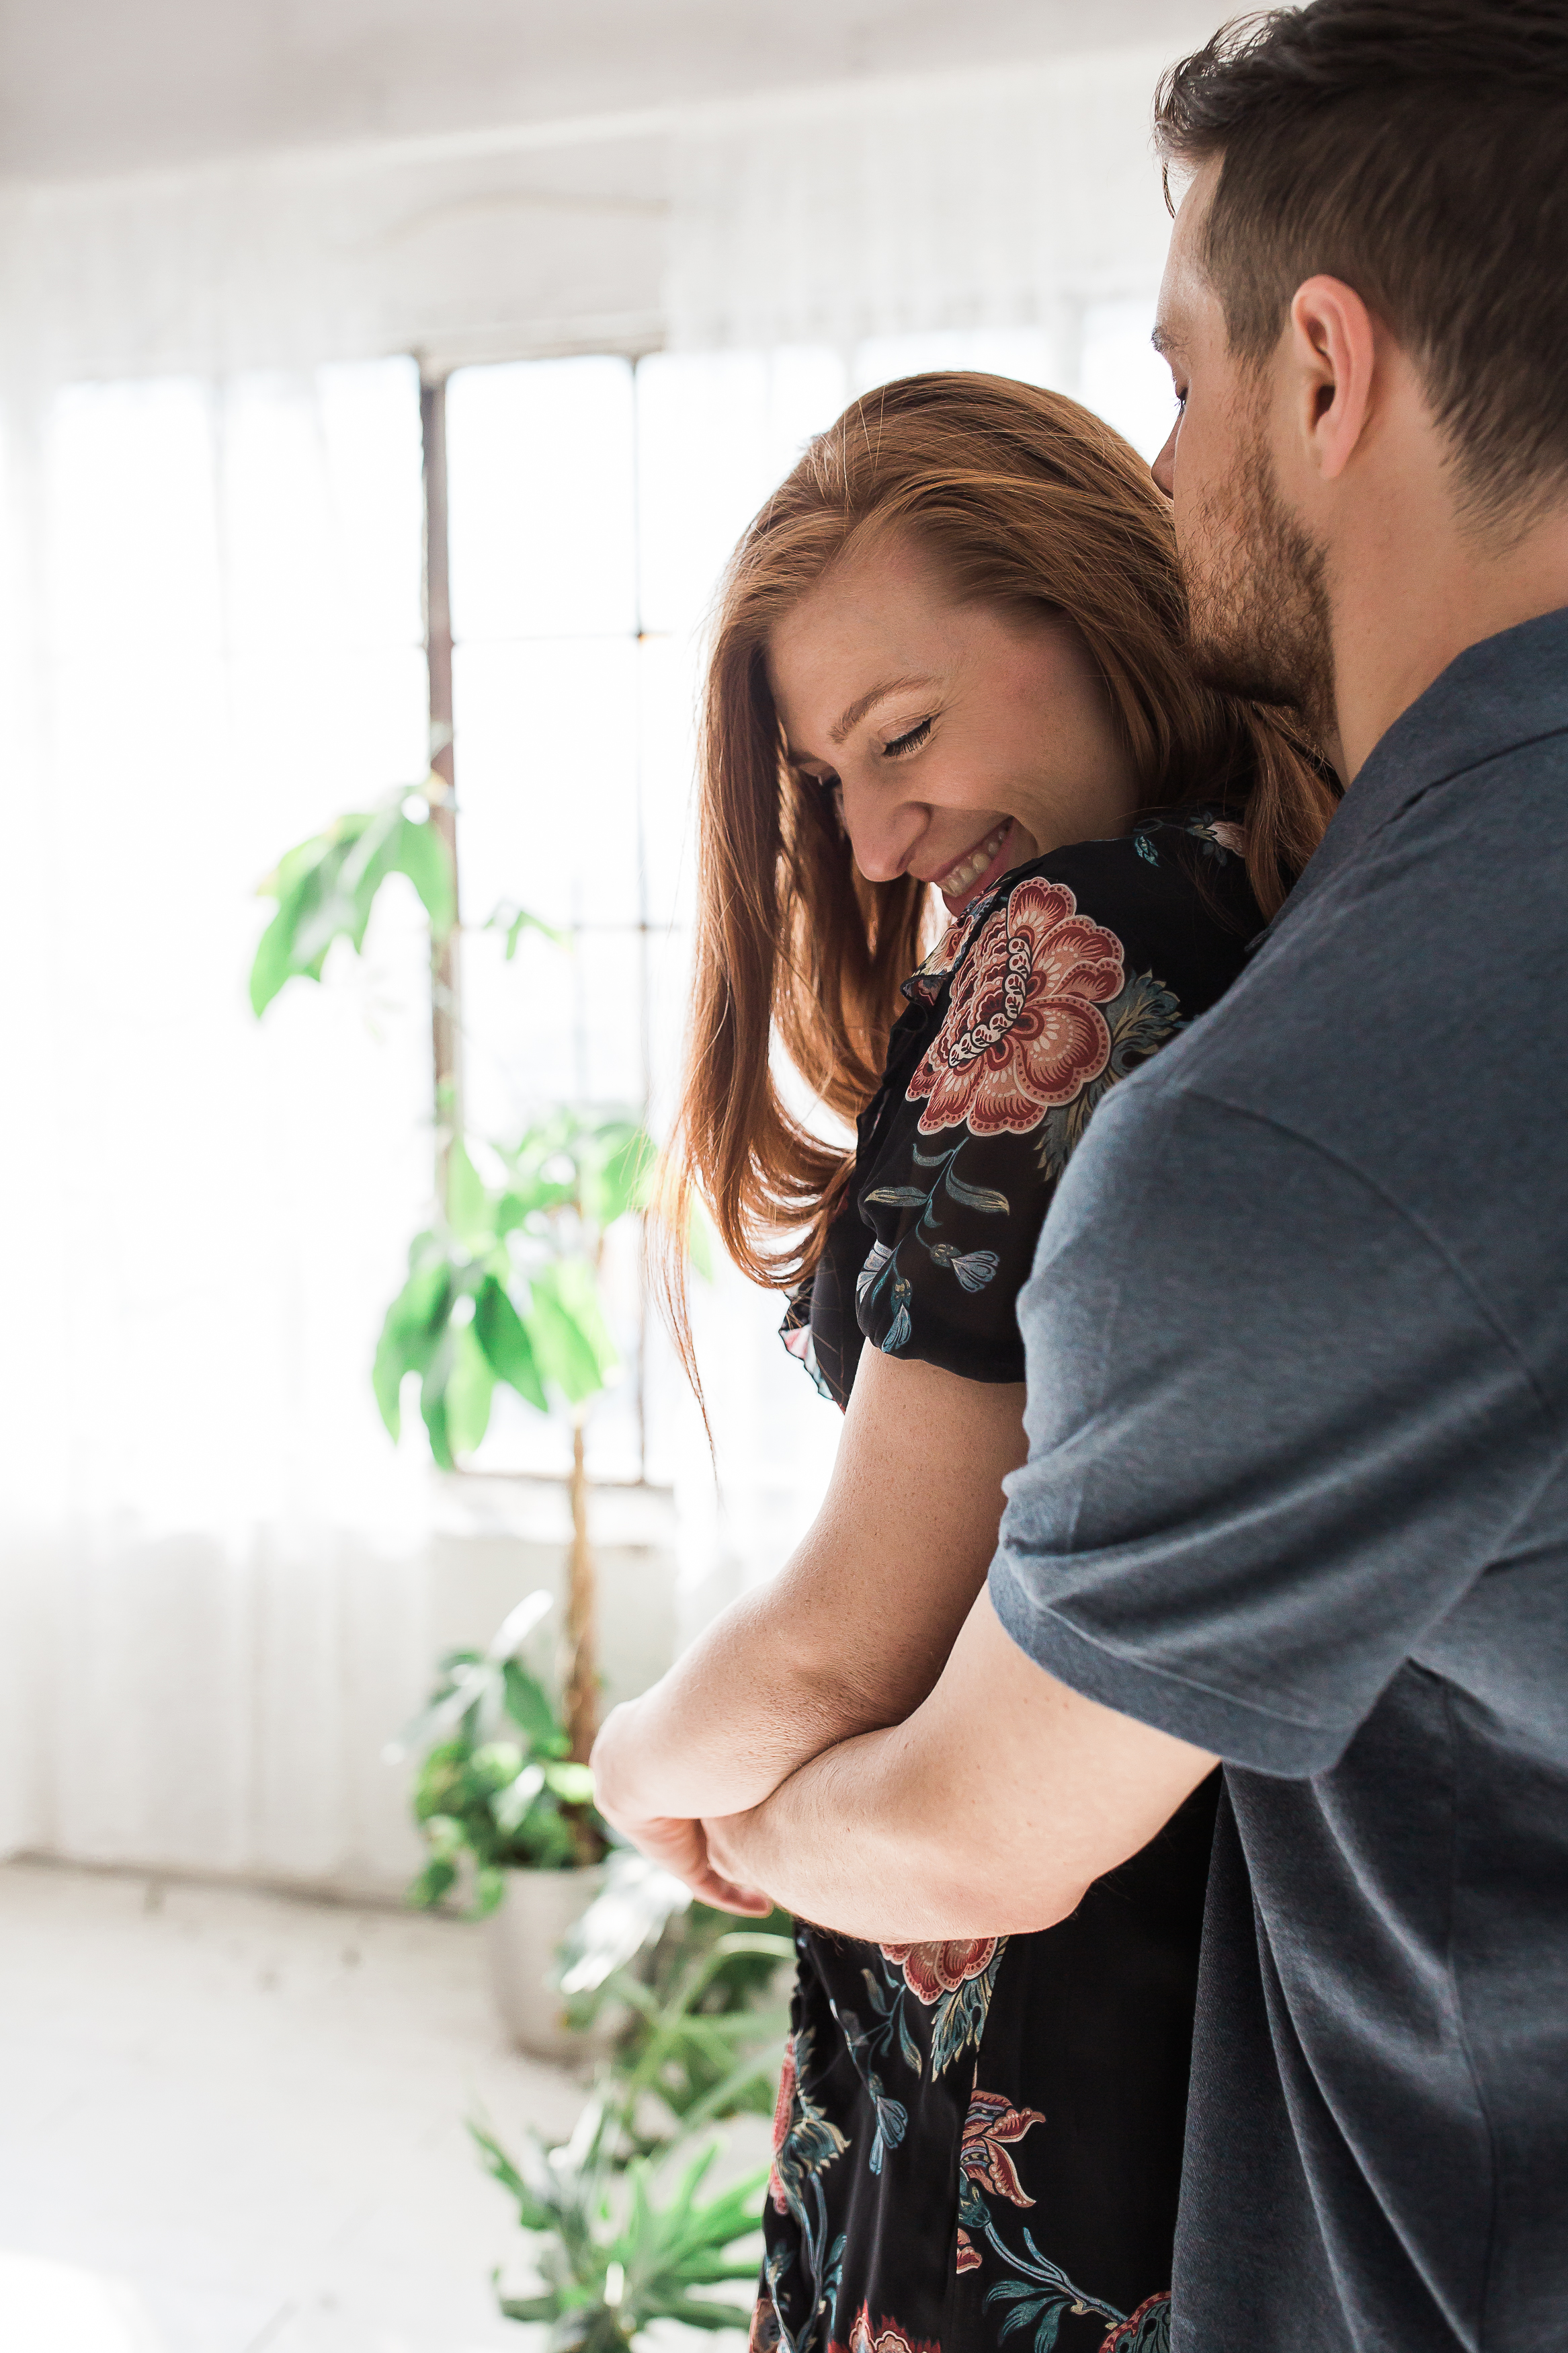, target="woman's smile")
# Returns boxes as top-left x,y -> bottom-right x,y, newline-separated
928,818 -> 1029,914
